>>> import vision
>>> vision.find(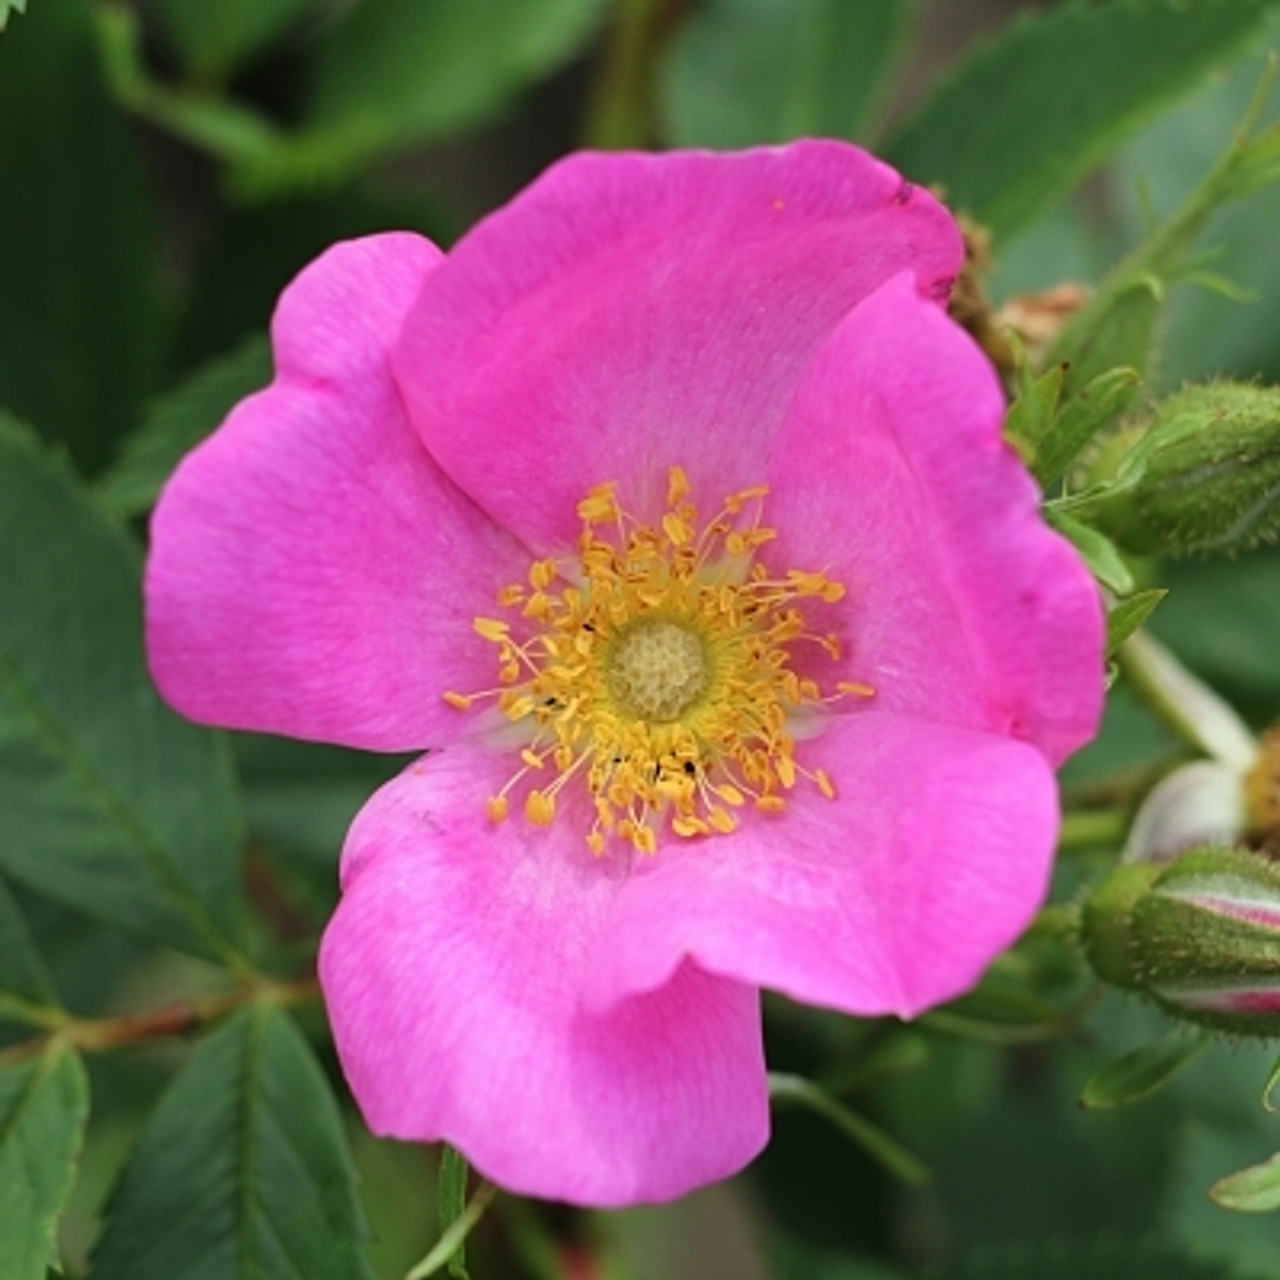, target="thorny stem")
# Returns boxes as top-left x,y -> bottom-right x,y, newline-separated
0,975 -> 320,1069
